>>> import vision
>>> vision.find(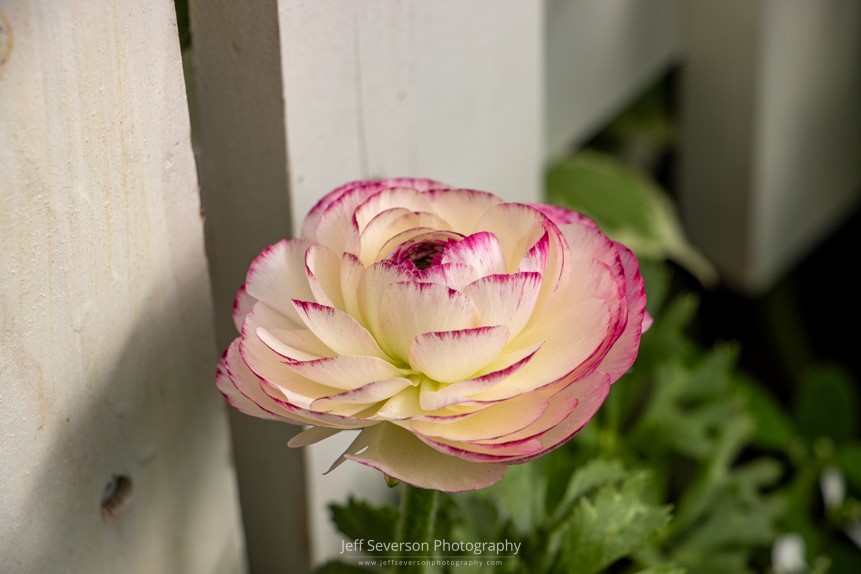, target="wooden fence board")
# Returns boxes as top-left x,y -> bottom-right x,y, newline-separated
0,2 -> 245,572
